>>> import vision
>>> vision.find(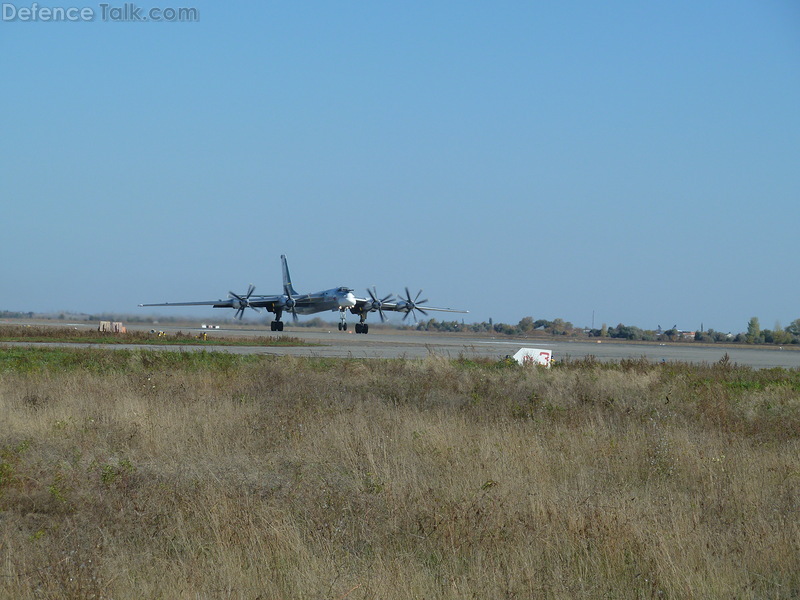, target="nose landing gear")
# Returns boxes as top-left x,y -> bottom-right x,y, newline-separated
338,309 -> 371,333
